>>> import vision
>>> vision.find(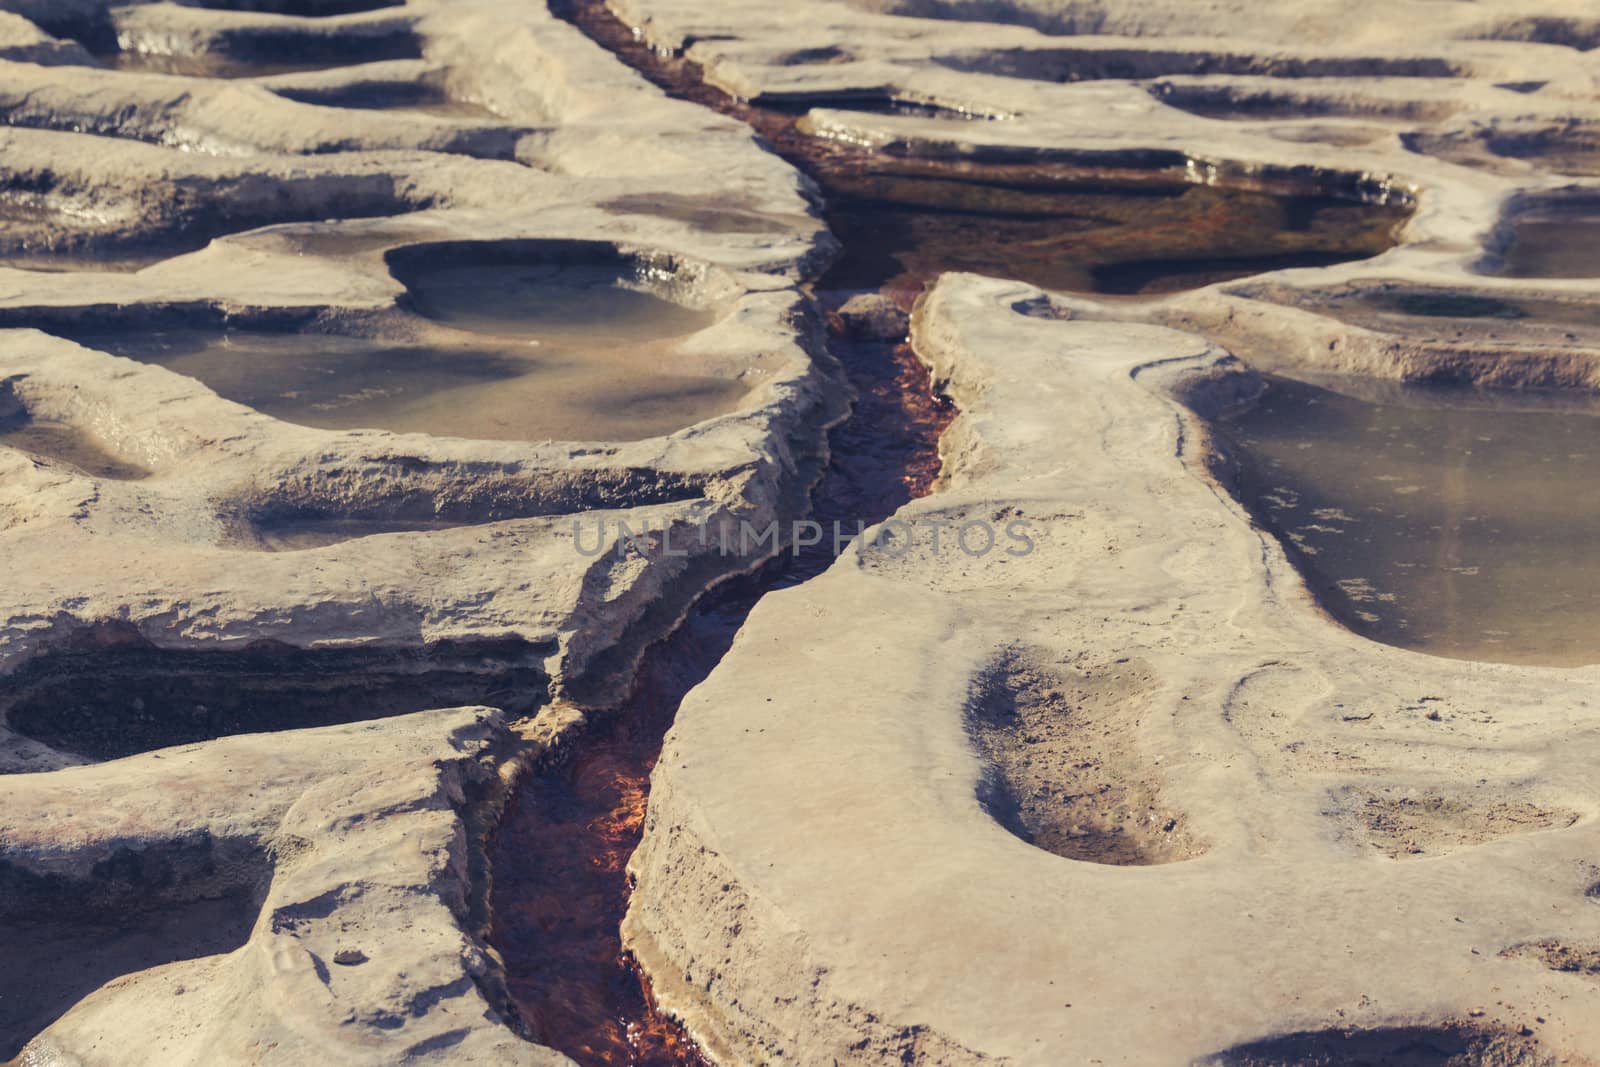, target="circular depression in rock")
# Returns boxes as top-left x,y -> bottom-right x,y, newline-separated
387,240 -> 717,342
382,240 -> 747,441
49,242 -> 750,443
0,419 -> 151,481
1199,1023 -> 1555,1066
